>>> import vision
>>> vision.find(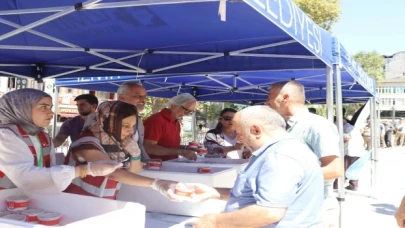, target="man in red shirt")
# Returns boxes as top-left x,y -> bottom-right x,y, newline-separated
143,93 -> 198,161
